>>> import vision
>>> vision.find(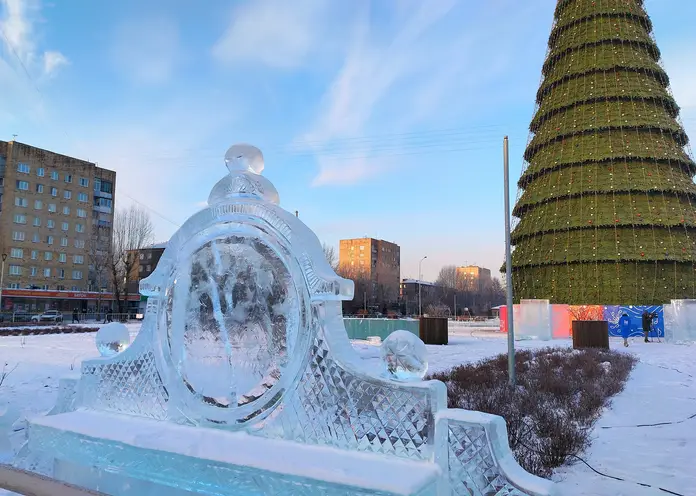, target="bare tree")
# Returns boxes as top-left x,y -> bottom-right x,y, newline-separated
436,265 -> 458,289
109,205 -> 154,315
322,243 -> 338,270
